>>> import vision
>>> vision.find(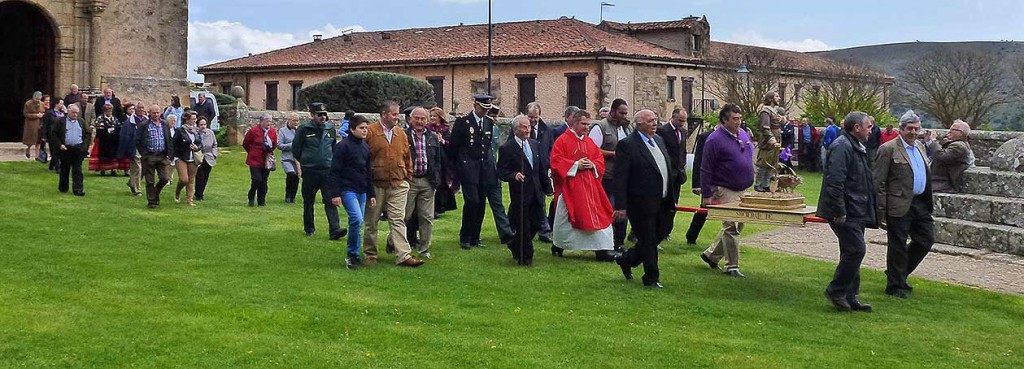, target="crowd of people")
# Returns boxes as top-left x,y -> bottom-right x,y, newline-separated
24,84 -> 979,310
